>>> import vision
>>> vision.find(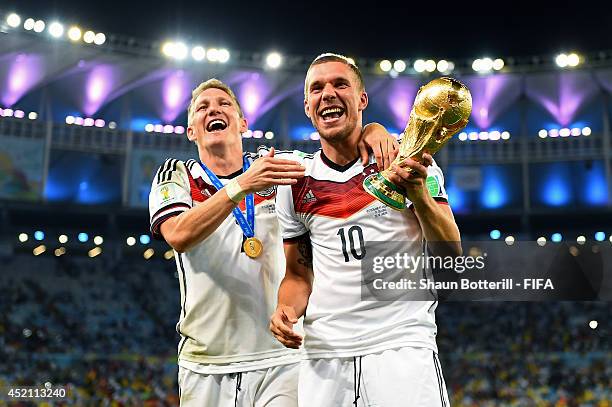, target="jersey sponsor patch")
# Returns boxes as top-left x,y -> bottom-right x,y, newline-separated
154,182 -> 181,207
426,175 -> 441,197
